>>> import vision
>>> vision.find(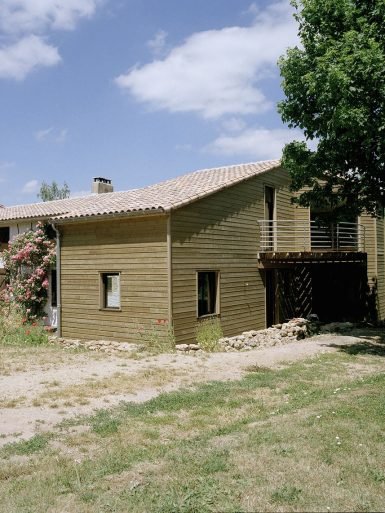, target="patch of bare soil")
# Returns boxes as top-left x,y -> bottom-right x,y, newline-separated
0,330 -> 382,446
